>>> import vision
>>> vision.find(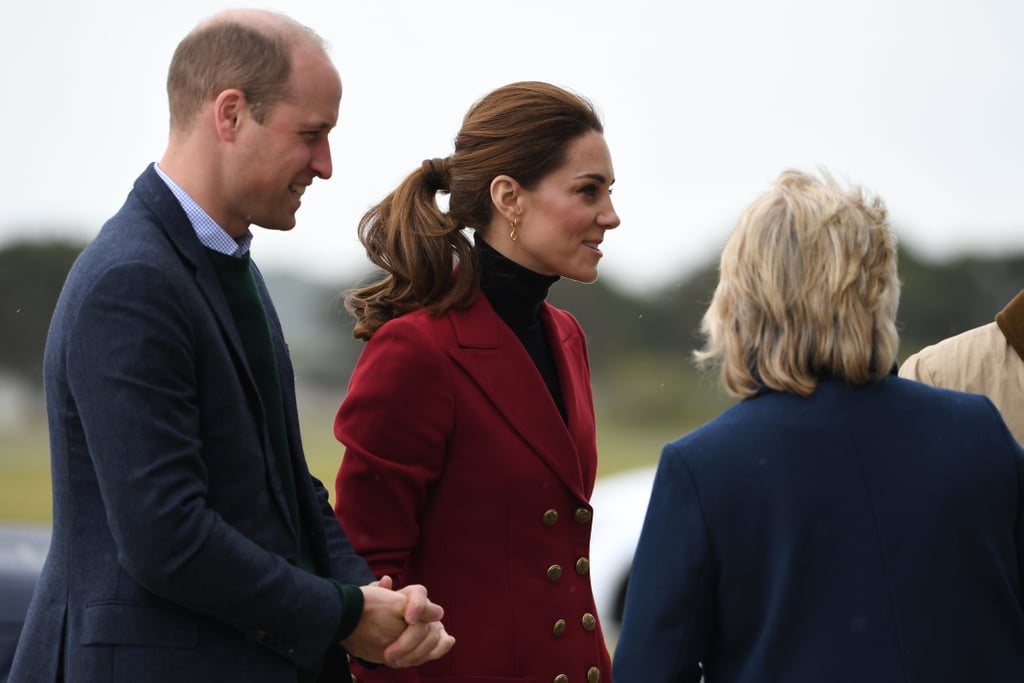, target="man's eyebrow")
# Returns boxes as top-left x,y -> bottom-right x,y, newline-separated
303,120 -> 335,131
